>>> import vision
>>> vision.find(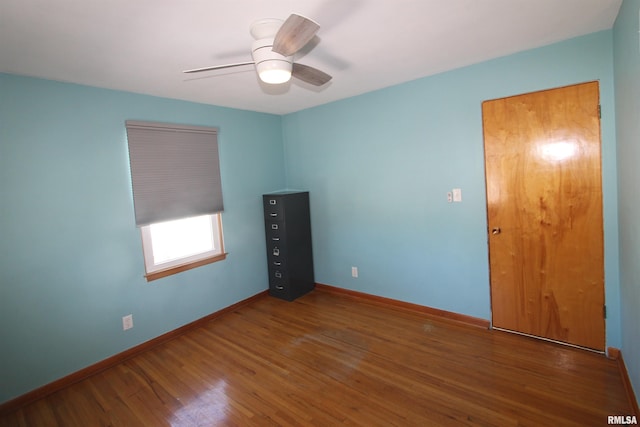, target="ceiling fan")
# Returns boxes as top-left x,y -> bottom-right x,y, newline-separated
184,14 -> 332,87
